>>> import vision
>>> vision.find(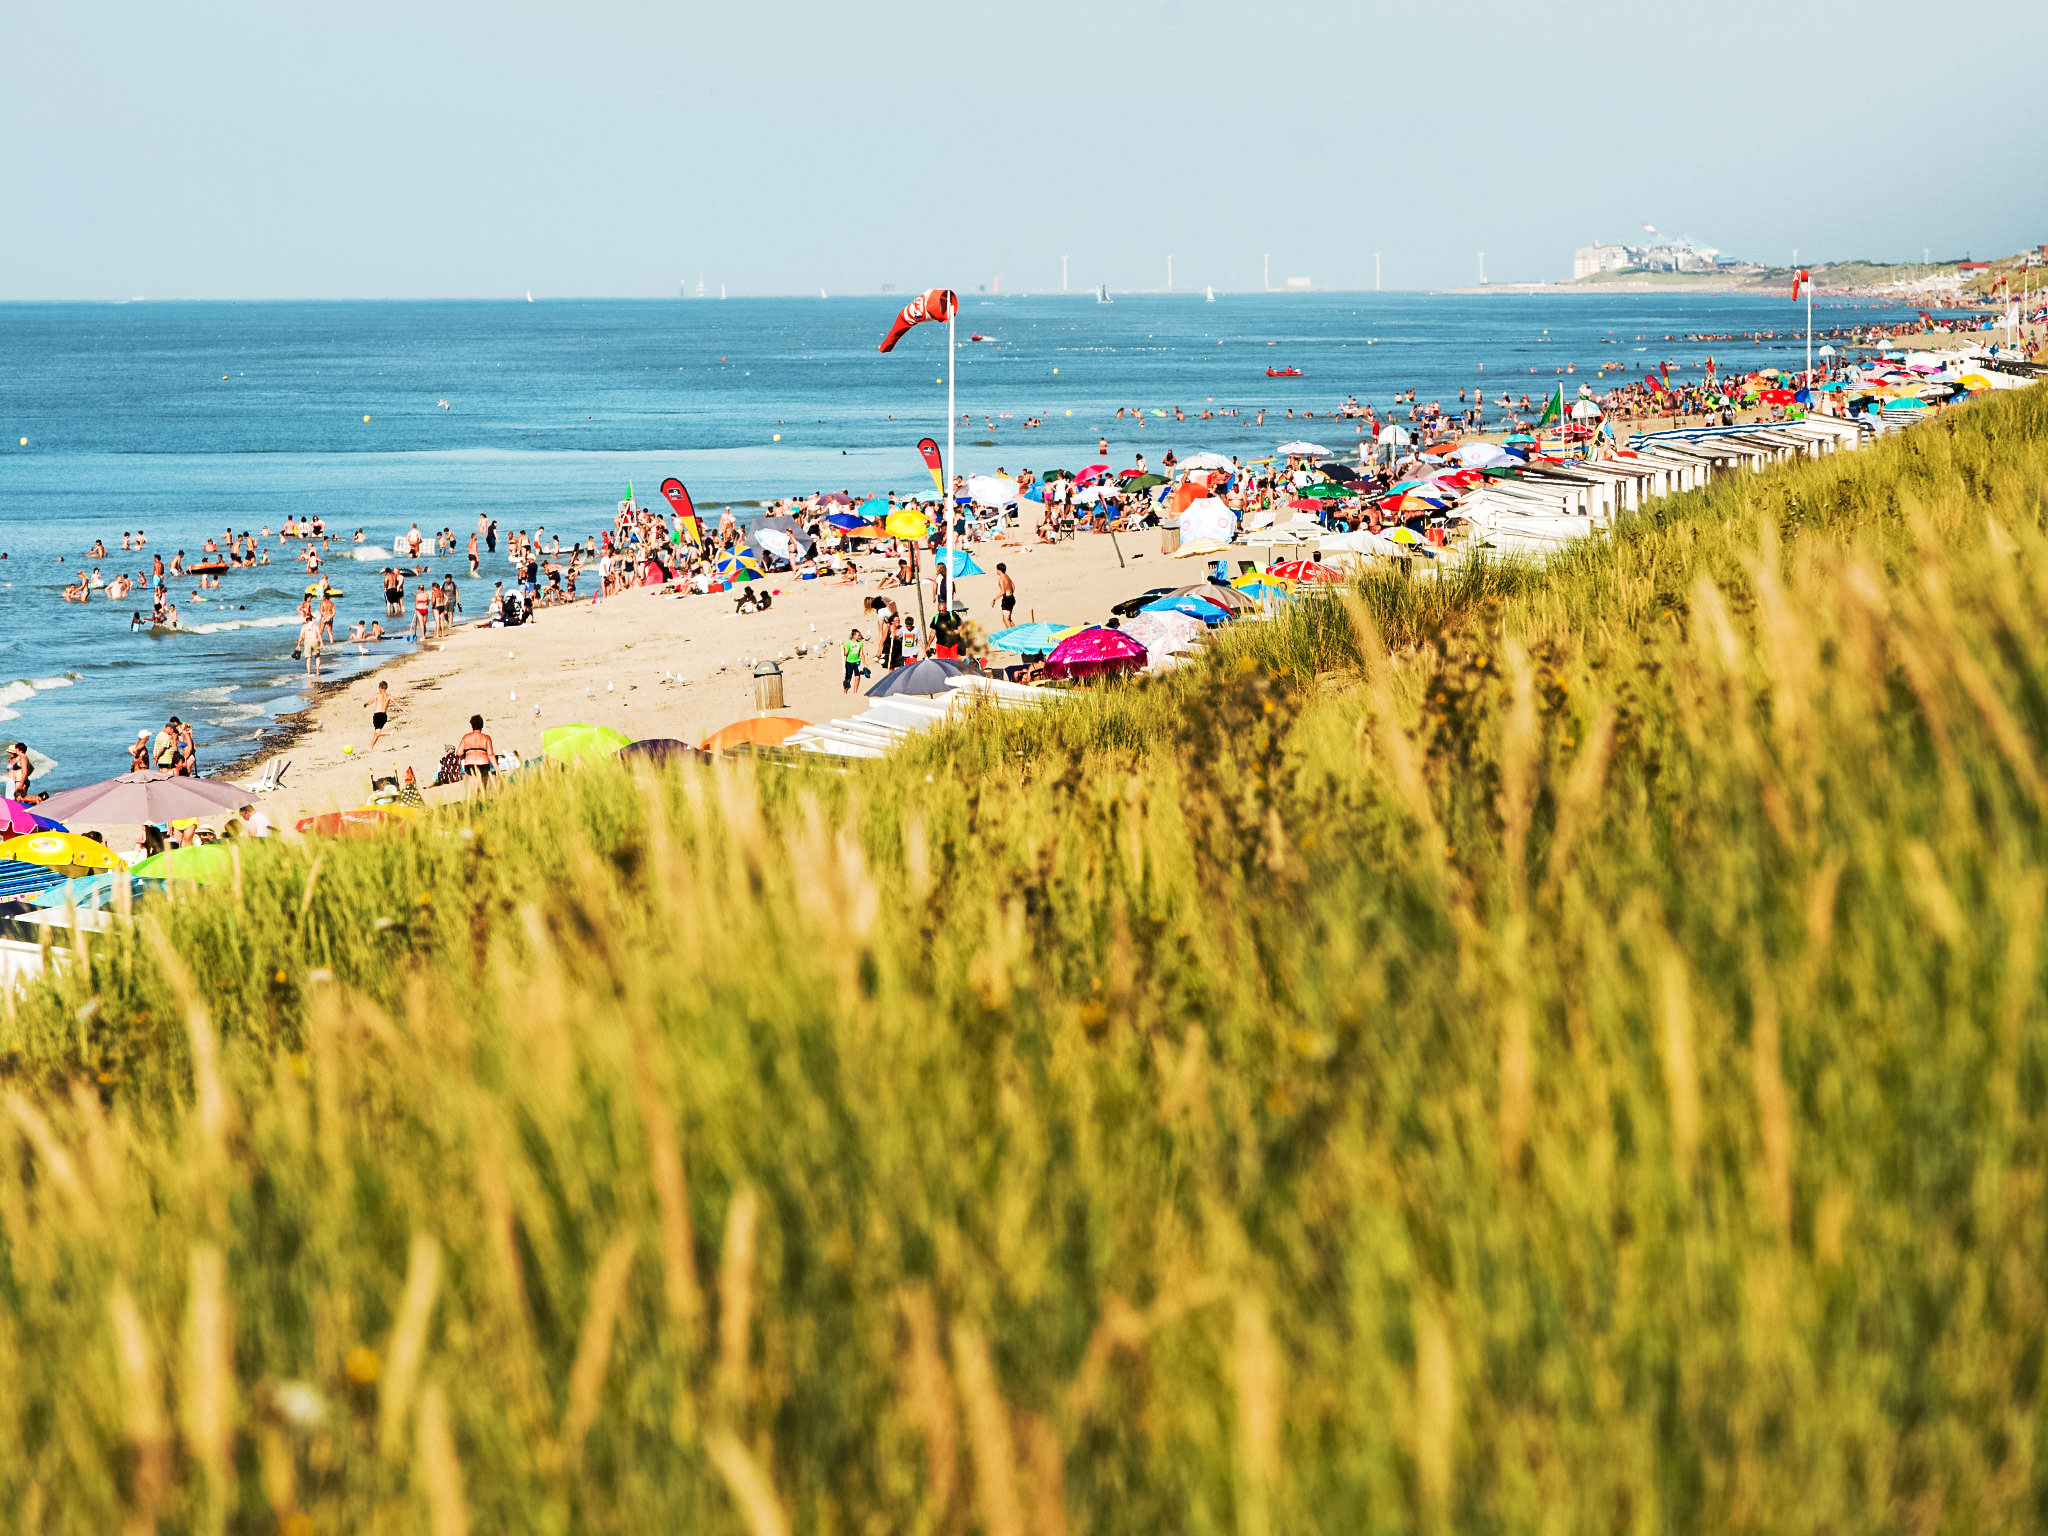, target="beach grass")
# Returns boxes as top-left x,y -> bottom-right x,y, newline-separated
4,385 -> 2048,1532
